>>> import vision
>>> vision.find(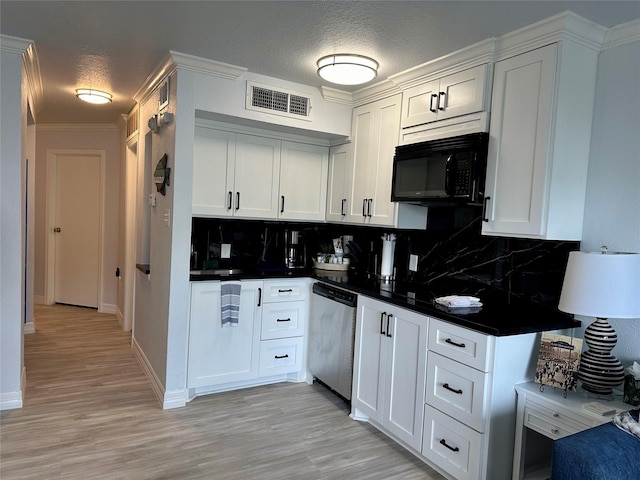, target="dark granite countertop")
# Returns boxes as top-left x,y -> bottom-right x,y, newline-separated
190,265 -> 580,337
